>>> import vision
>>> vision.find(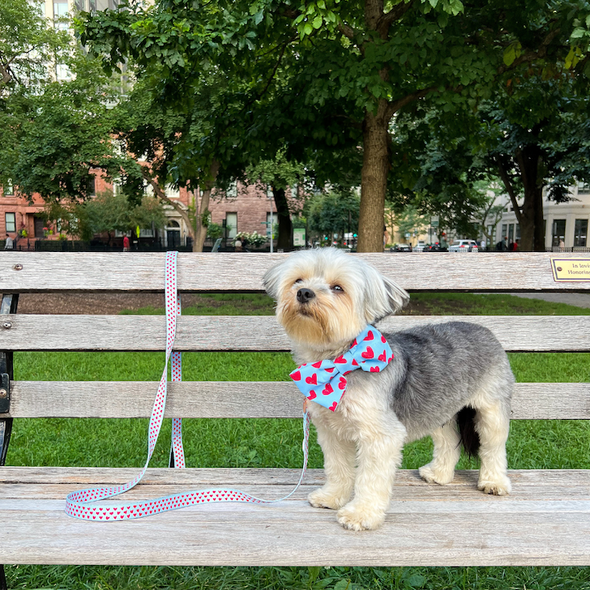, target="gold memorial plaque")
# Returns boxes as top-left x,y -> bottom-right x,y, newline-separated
551,258 -> 590,282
